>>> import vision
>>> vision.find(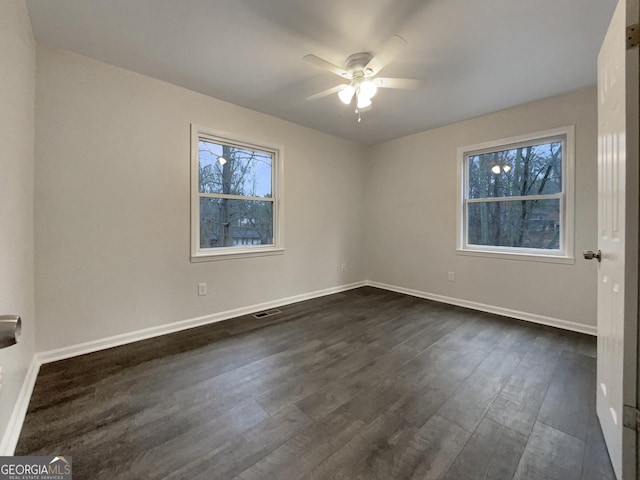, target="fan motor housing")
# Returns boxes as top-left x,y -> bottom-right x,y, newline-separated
345,52 -> 374,77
